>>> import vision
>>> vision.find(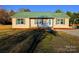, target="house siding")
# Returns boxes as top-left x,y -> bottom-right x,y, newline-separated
30,19 -> 38,28
53,18 -> 70,28
12,18 -> 30,28
12,18 -> 71,29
